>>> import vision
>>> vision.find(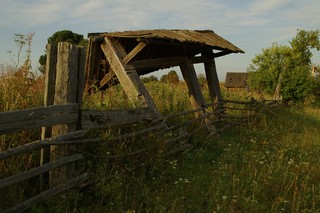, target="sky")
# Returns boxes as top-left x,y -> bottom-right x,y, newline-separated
0,0 -> 319,81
